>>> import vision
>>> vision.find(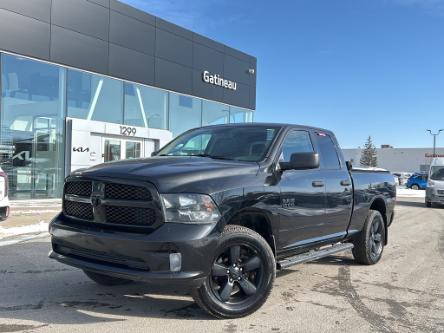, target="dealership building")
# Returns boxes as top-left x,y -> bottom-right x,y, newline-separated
0,0 -> 257,199
343,147 -> 444,173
